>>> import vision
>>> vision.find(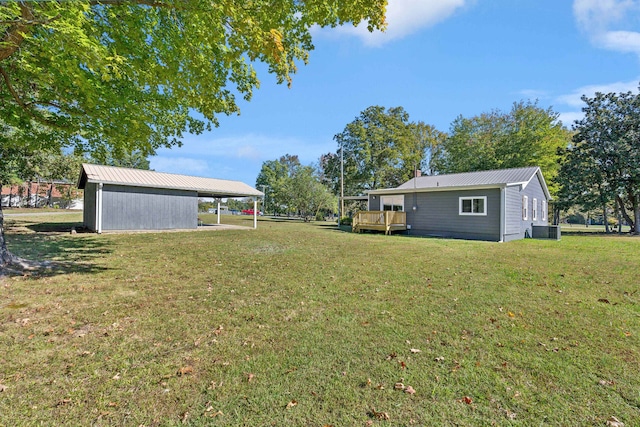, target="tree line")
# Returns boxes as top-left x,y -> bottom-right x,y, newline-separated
256,100 -> 570,220
257,89 -> 640,235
